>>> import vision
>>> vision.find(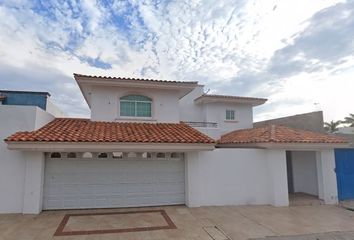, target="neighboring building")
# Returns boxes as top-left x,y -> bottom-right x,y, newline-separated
1,74 -> 348,214
0,90 -> 66,117
255,111 -> 325,133
337,127 -> 354,134
0,90 -> 66,214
